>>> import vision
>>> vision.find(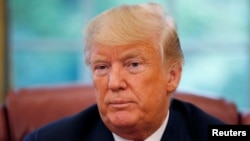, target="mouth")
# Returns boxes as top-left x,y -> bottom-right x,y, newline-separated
108,100 -> 134,109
